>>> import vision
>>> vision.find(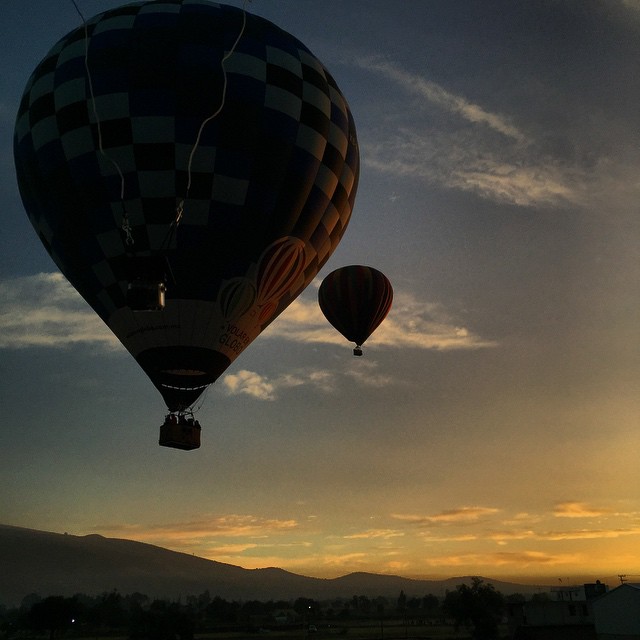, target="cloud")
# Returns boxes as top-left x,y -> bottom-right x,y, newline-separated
0,274 -> 491,357
425,551 -> 582,568
486,530 -> 537,543
267,291 -> 494,351
418,533 -> 479,543
356,57 -> 526,142
317,552 -> 370,570
87,504 -> 640,576
353,58 -> 636,209
344,360 -> 393,388
449,160 -> 582,207
220,361 -> 397,400
221,367 -> 337,400
0,273 -> 119,349
393,506 -> 500,526
94,515 -> 299,543
362,125 -> 585,208
373,292 -> 495,350
620,0 -> 640,12
539,527 -> 640,541
221,289 -> 494,399
487,526 -> 640,543
222,370 -> 277,400
553,501 -> 614,518
208,543 -> 260,554
343,529 -> 405,540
